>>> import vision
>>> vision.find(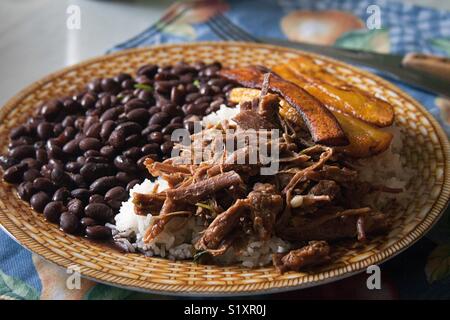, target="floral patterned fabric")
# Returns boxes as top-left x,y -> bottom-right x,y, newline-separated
1,0 -> 449,300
